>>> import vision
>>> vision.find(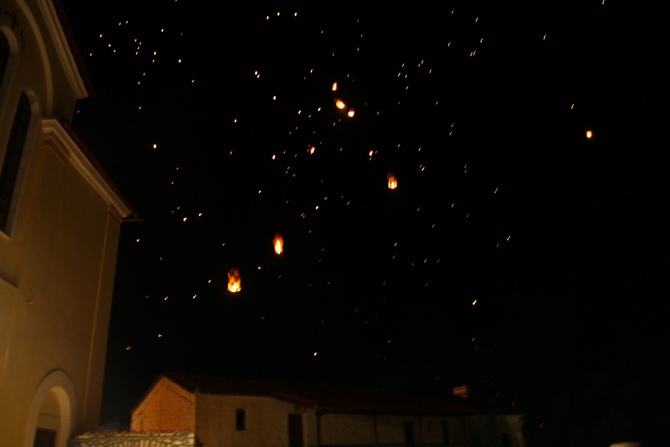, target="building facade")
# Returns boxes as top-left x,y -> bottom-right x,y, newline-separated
0,1 -> 136,445
131,373 -> 525,447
